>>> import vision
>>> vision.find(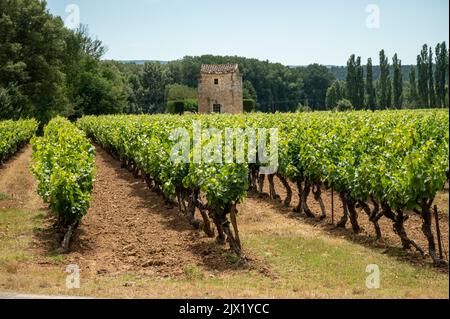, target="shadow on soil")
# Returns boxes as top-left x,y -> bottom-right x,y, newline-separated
248,190 -> 449,274
80,148 -> 262,274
